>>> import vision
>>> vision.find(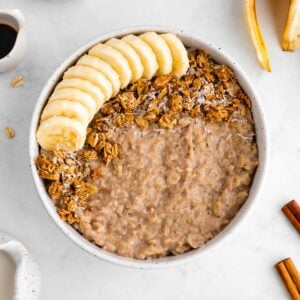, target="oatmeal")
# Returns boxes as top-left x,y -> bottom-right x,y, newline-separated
37,49 -> 258,259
